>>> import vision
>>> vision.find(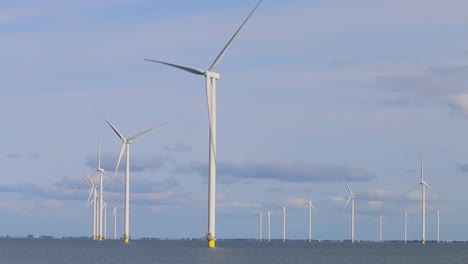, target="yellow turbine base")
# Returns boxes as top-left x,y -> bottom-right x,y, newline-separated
422,240 -> 426,244
99,237 -> 103,241
124,237 -> 130,243
208,239 -> 216,248
351,240 -> 355,243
